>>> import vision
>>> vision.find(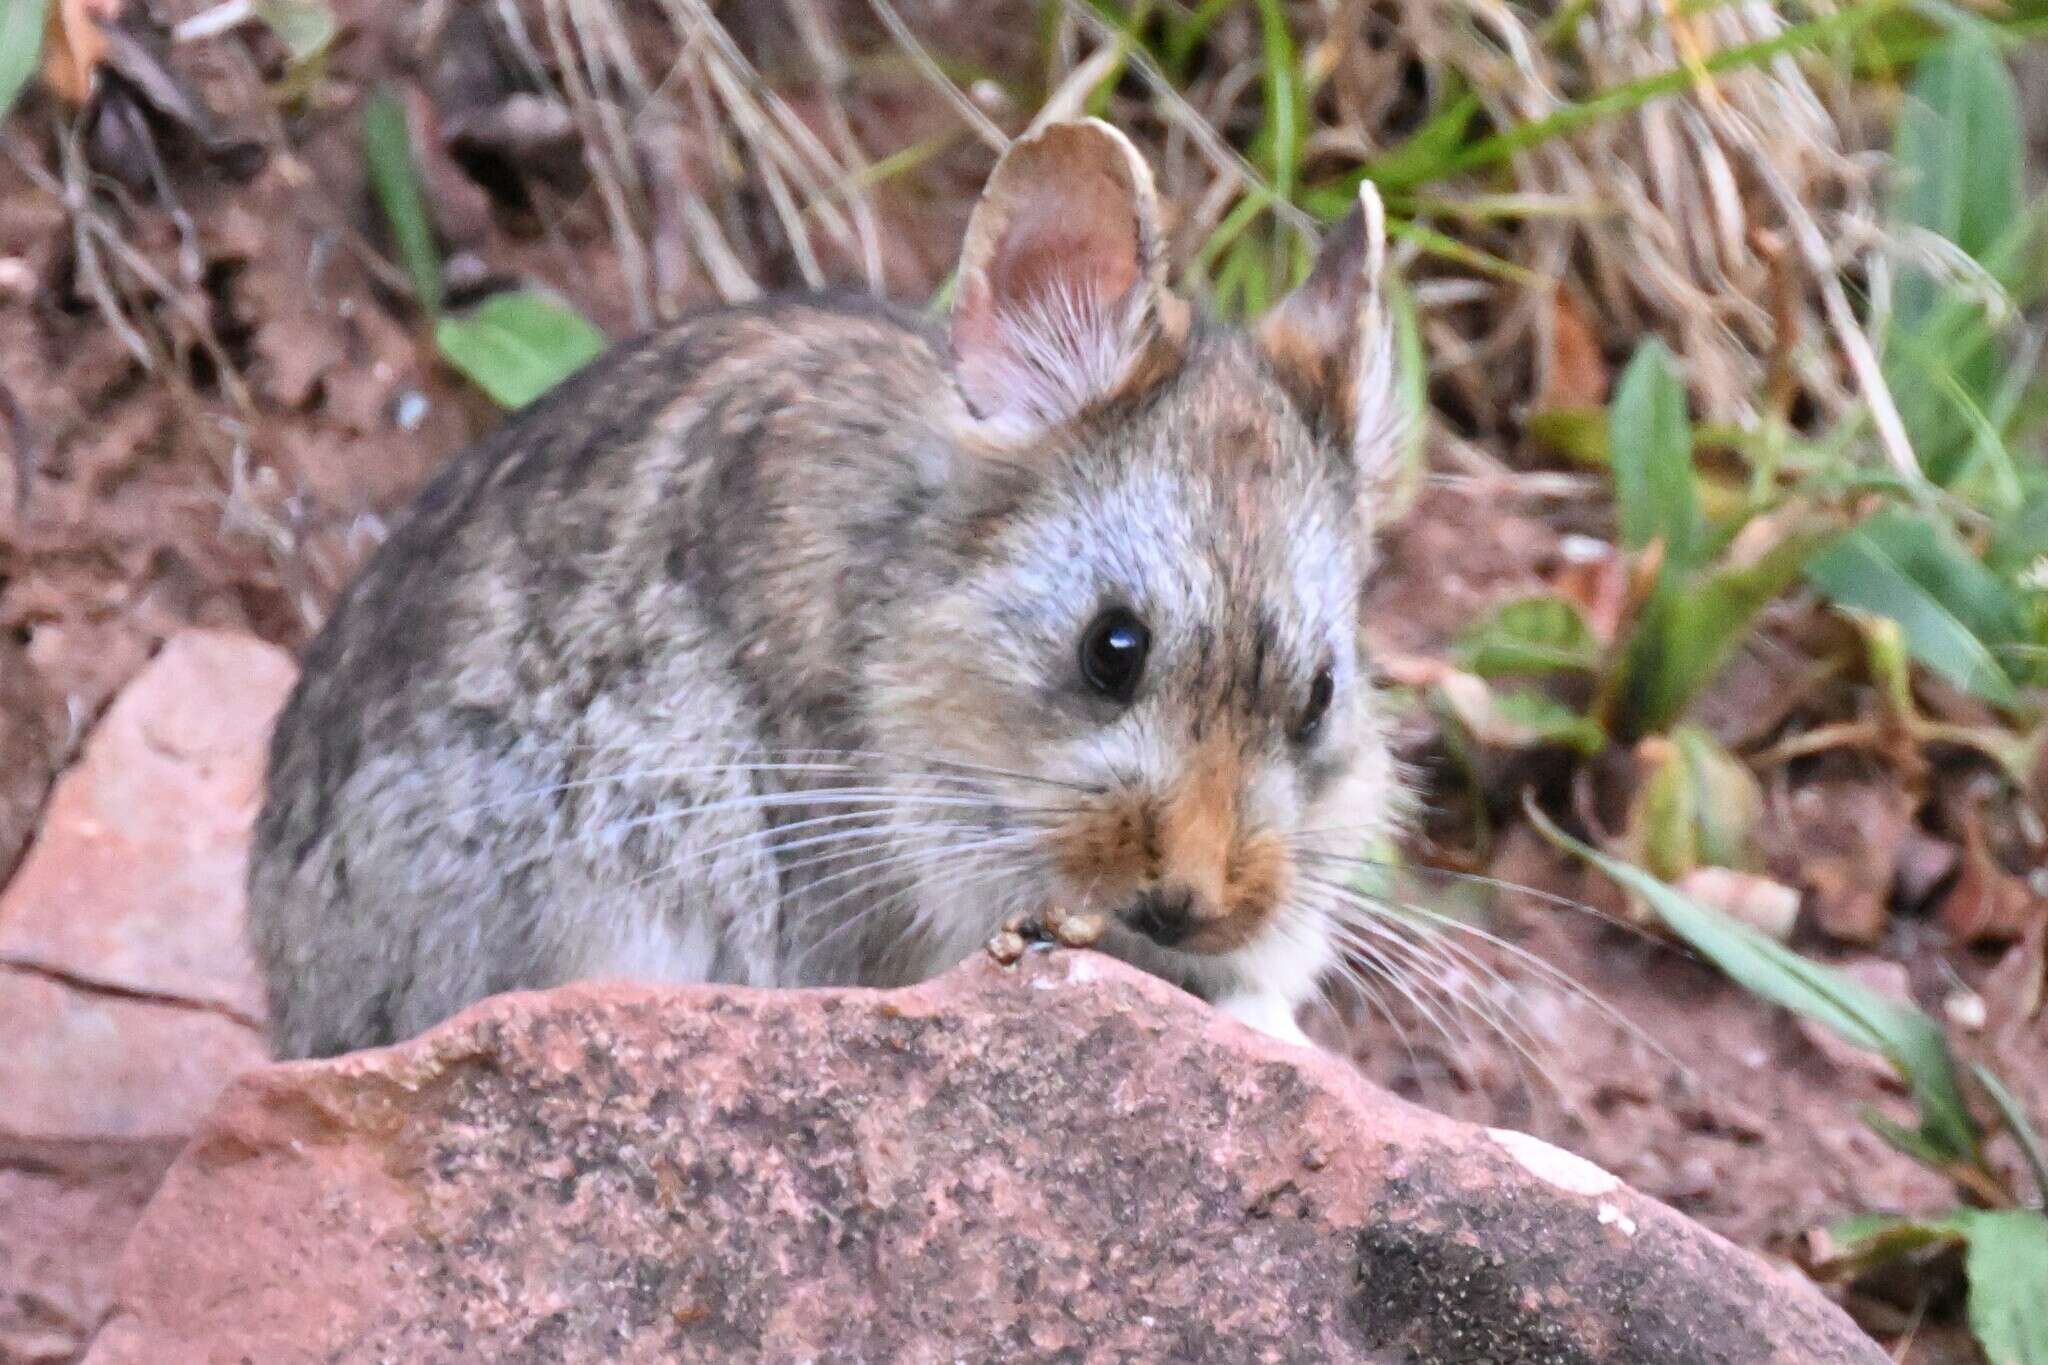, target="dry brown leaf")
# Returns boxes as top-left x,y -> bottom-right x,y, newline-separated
40,0 -> 123,106
1542,287 -> 1610,409
1938,806 -> 2045,946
